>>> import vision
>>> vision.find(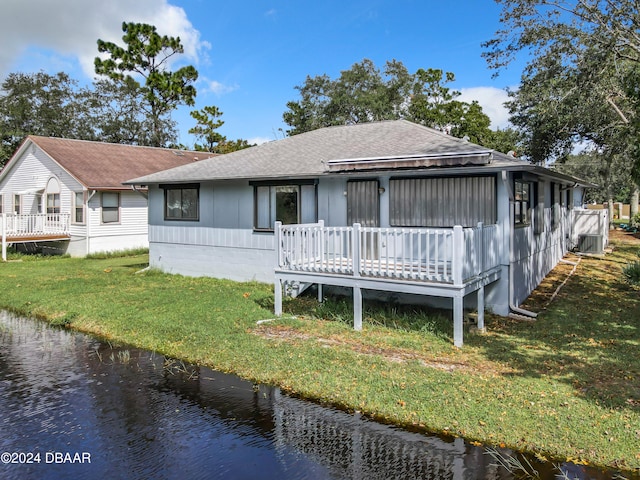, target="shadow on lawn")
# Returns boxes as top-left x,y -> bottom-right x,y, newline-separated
261,231 -> 640,410
471,246 -> 640,409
